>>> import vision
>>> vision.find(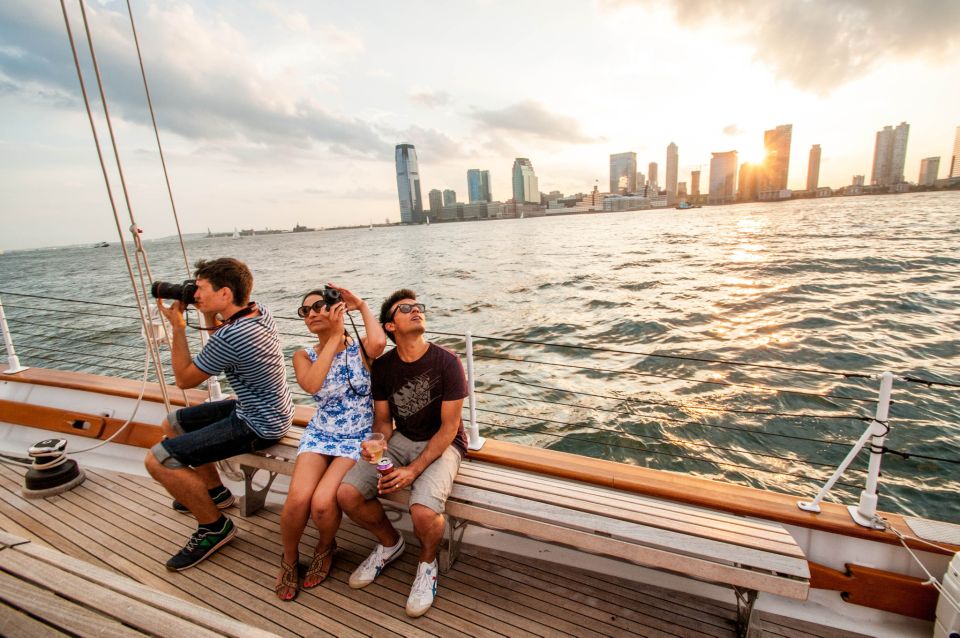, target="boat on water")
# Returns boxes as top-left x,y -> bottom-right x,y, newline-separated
1,289 -> 958,636
675,202 -> 702,210
93,241 -> 110,247
1,5 -> 957,637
